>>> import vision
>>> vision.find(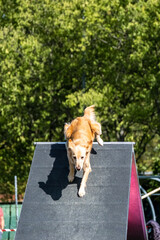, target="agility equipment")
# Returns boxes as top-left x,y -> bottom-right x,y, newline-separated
15,142 -> 148,240
1,229 -> 16,232
141,187 -> 160,200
